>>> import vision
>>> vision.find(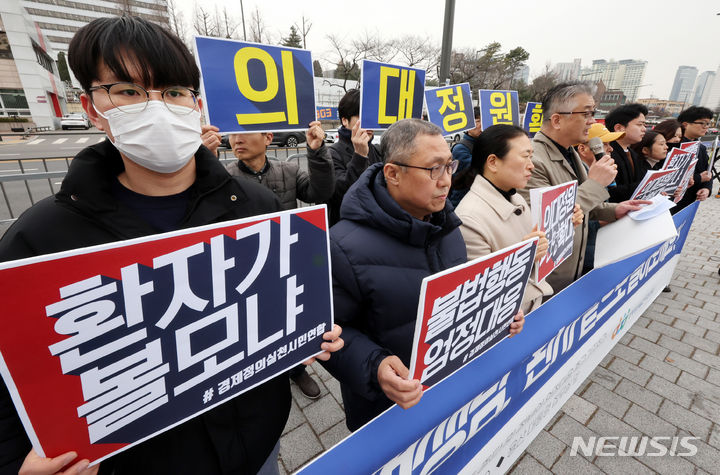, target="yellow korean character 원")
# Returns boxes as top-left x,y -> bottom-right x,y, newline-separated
489,92 -> 513,125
